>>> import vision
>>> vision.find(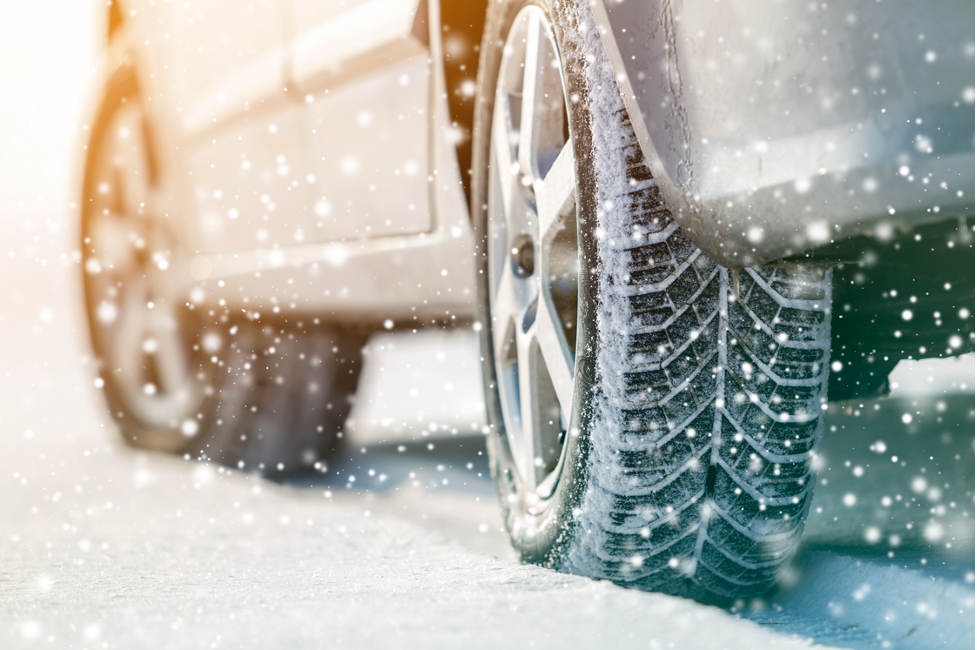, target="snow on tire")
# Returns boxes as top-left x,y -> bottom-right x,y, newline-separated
474,0 -> 832,600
